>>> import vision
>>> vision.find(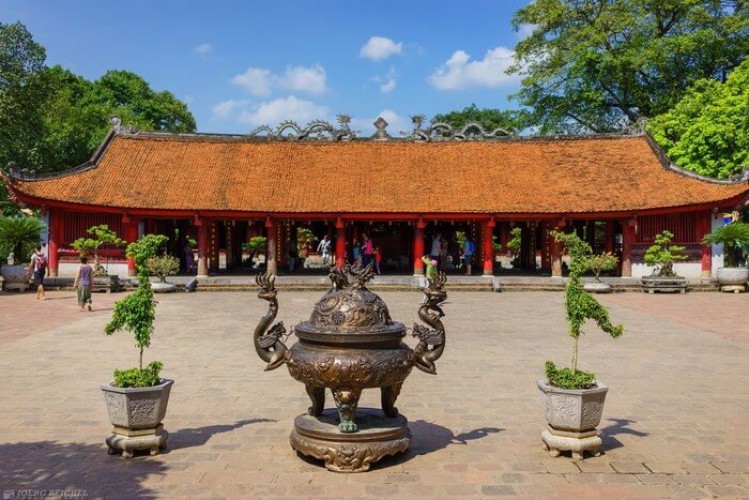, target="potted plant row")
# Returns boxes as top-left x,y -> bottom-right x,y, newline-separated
641,230 -> 688,293
538,231 -> 624,460
101,234 -> 174,458
703,221 -> 749,292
